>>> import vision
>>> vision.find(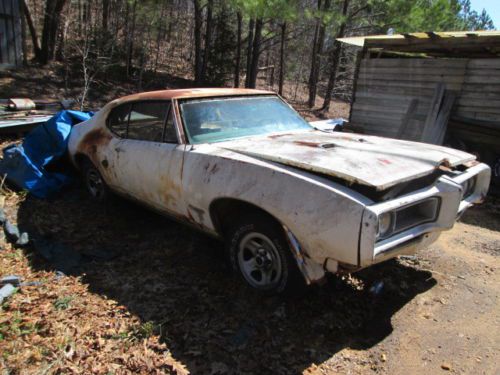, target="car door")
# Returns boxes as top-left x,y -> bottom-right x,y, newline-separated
103,100 -> 187,216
